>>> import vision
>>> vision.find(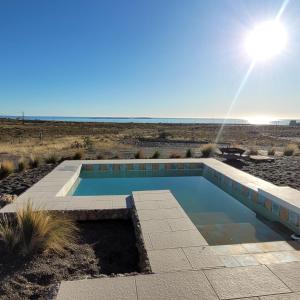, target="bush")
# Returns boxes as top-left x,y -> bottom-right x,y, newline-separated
96,154 -> 104,160
0,160 -> 15,178
73,151 -> 83,160
267,147 -> 276,156
186,149 -> 193,158
17,158 -> 28,172
45,154 -> 58,164
248,148 -> 258,155
200,144 -> 216,158
29,155 -> 41,168
83,136 -> 93,150
169,153 -> 181,158
151,151 -> 160,159
134,150 -> 144,159
0,202 -> 78,255
283,144 -> 299,156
